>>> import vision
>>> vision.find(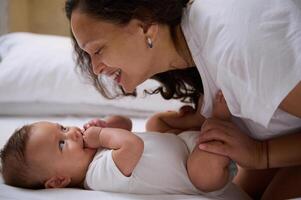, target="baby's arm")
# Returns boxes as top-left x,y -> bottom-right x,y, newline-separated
84,115 -> 132,131
146,106 -> 206,134
104,115 -> 132,131
83,126 -> 143,177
